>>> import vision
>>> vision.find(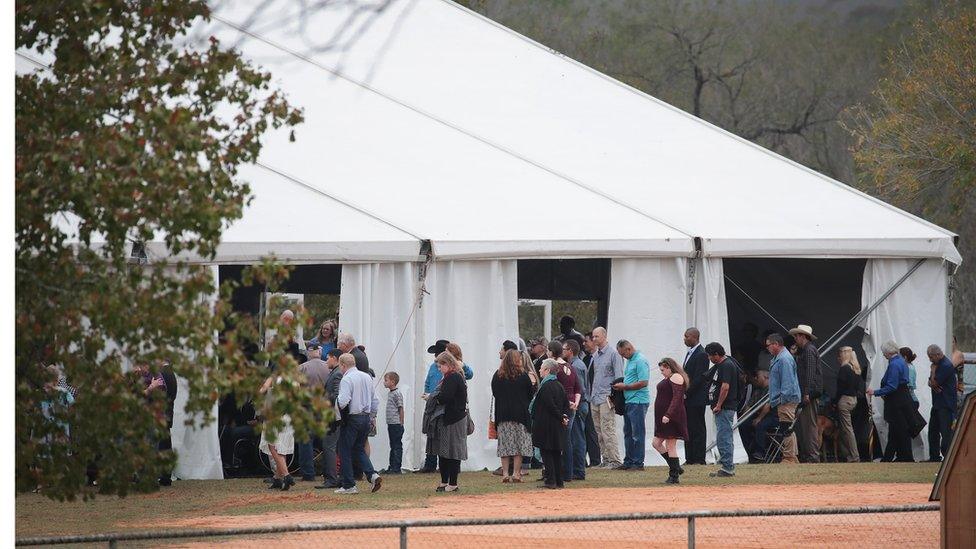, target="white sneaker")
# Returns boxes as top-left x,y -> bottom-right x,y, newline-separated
334,487 -> 359,494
